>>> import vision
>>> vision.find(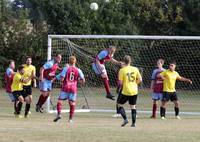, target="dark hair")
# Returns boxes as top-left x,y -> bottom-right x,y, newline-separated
8,60 -> 14,65
123,55 -> 132,64
26,56 -> 32,60
170,61 -> 176,65
18,65 -> 24,71
157,58 -> 164,65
